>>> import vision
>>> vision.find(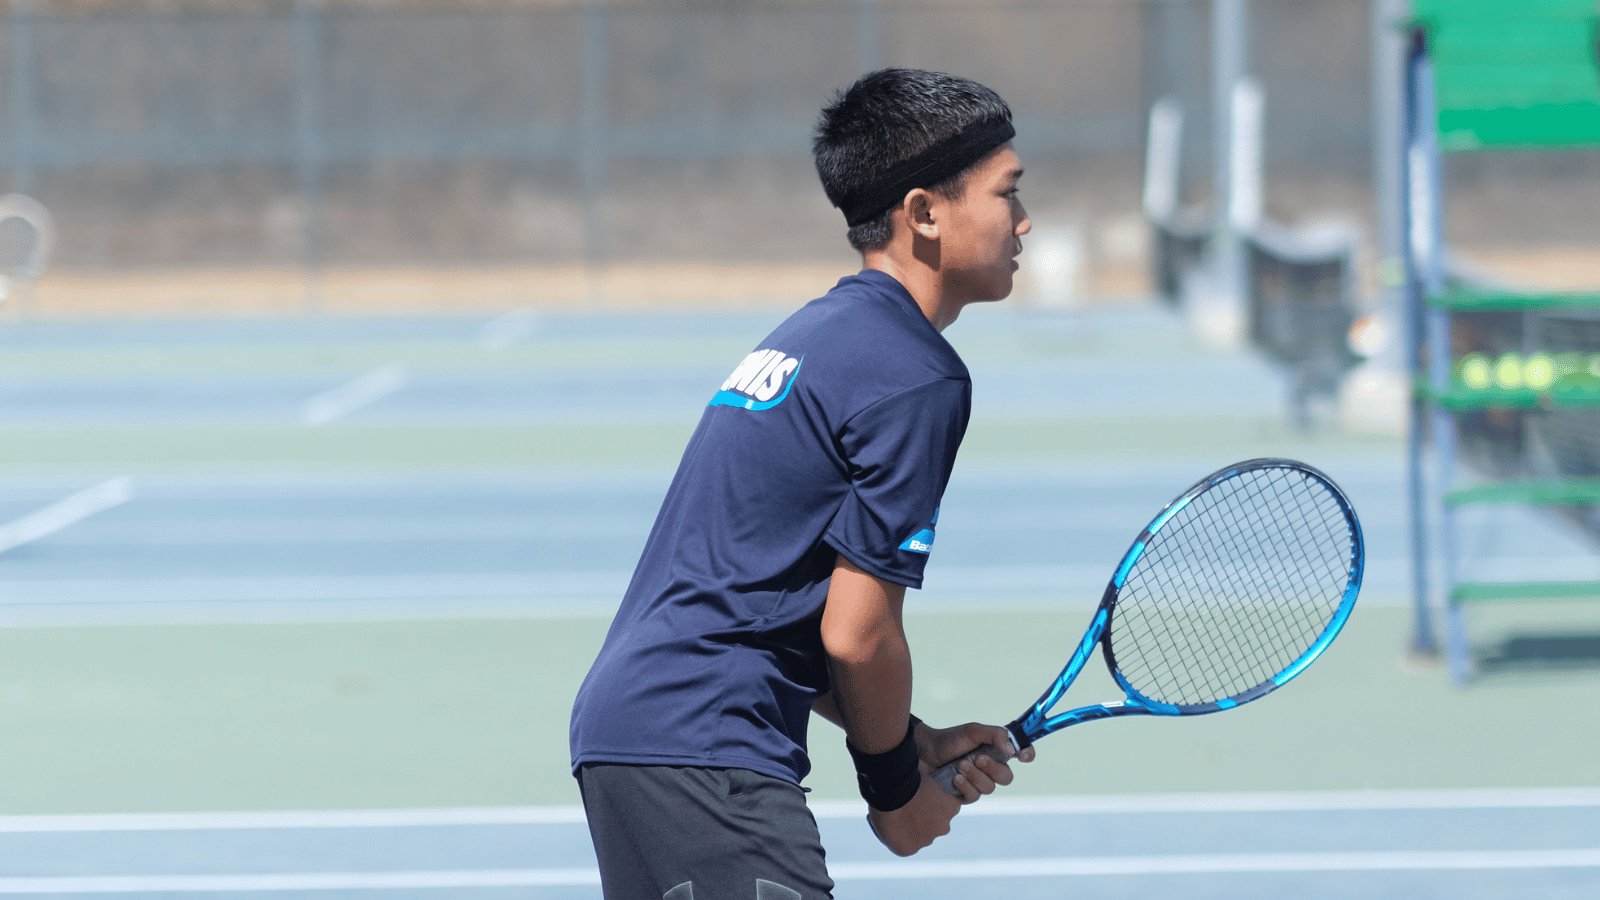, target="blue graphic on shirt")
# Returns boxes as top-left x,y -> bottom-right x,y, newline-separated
709,352 -> 803,411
